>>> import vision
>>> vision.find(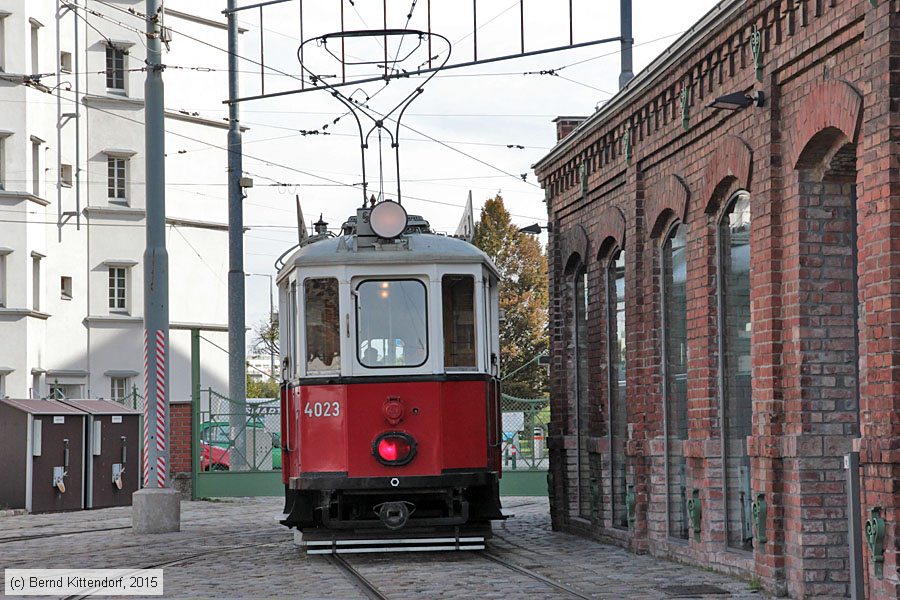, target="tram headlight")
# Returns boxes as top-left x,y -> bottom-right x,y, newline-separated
369,201 -> 408,239
373,432 -> 417,466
